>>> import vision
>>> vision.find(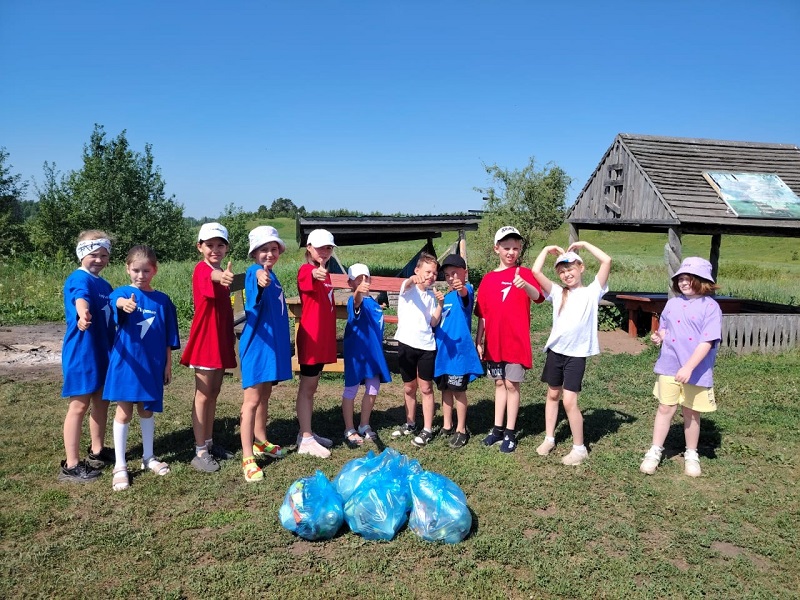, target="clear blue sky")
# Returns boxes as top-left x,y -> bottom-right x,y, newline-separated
2,0 -> 798,219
